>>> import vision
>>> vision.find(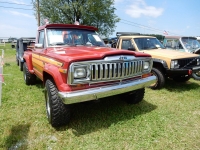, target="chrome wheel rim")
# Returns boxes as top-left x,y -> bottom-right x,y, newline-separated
150,72 -> 158,87
45,91 -> 51,122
